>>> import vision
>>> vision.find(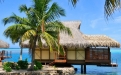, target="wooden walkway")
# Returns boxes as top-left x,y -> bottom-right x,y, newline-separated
97,63 -> 118,67
0,50 -> 12,66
